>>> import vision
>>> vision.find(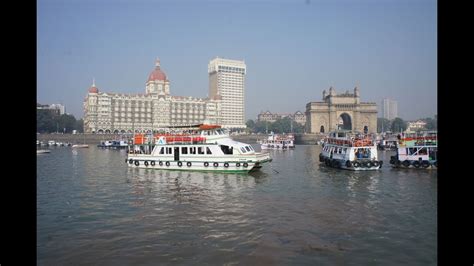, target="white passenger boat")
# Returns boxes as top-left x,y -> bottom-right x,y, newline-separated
37,149 -> 51,154
389,131 -> 437,169
319,130 -> 383,170
126,124 -> 272,173
258,133 -> 295,149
